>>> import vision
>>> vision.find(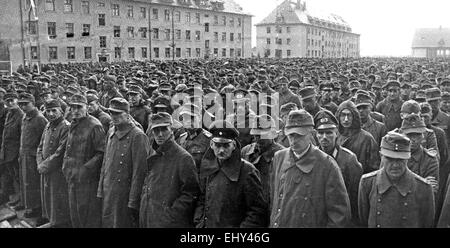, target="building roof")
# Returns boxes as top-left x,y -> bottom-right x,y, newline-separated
412,27 -> 450,48
256,0 -> 352,32
144,0 -> 250,16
